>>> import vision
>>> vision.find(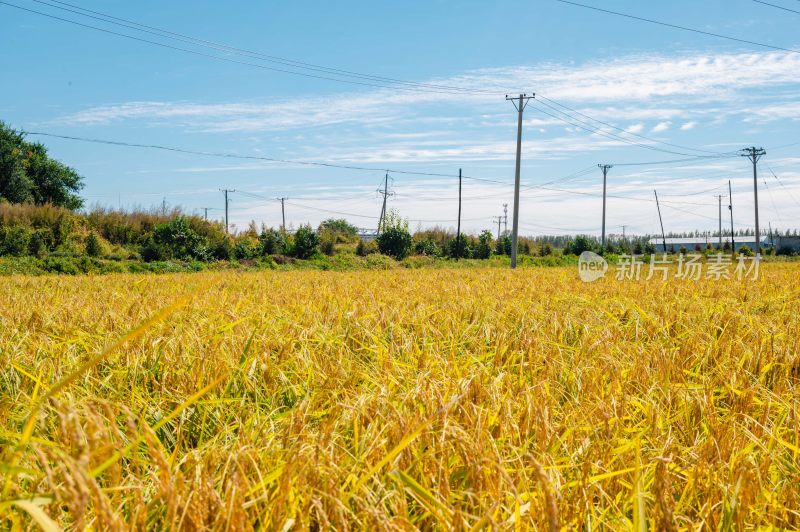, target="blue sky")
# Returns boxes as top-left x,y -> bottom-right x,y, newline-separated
2,0 -> 799,236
